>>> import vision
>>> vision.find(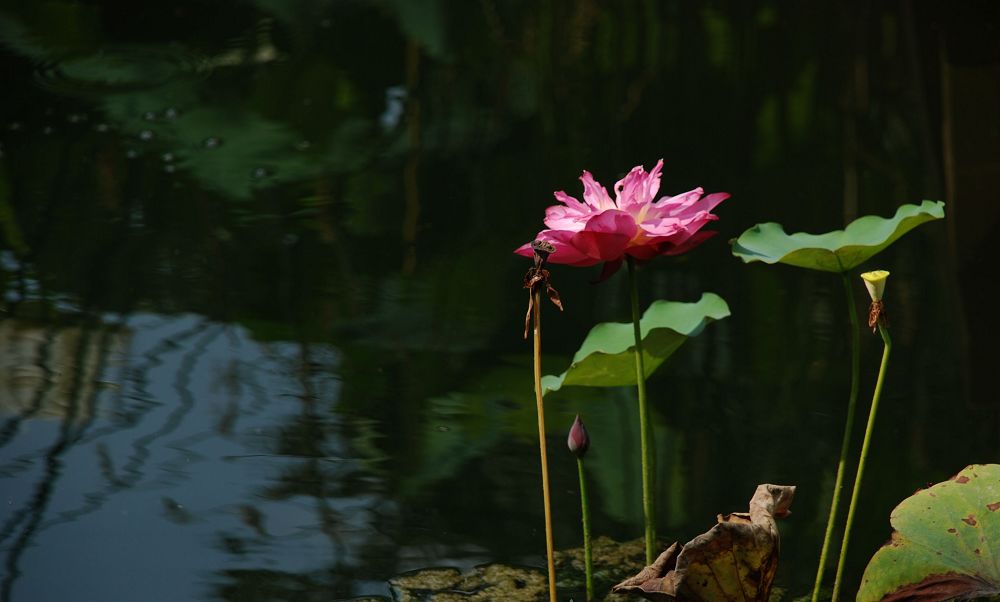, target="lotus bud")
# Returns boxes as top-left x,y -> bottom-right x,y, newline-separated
567,414 -> 590,458
860,270 -> 890,302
